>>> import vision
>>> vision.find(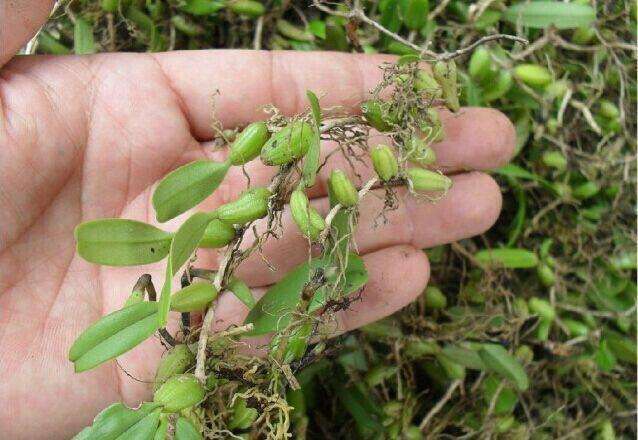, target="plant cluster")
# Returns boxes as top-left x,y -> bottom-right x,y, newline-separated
70,48 -> 462,438
38,0 -> 636,439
